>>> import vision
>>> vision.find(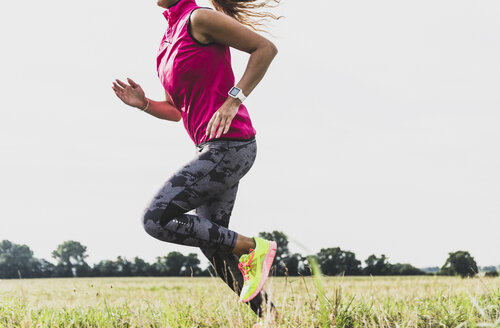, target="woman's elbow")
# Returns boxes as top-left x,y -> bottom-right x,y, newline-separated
170,108 -> 182,122
172,112 -> 182,122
